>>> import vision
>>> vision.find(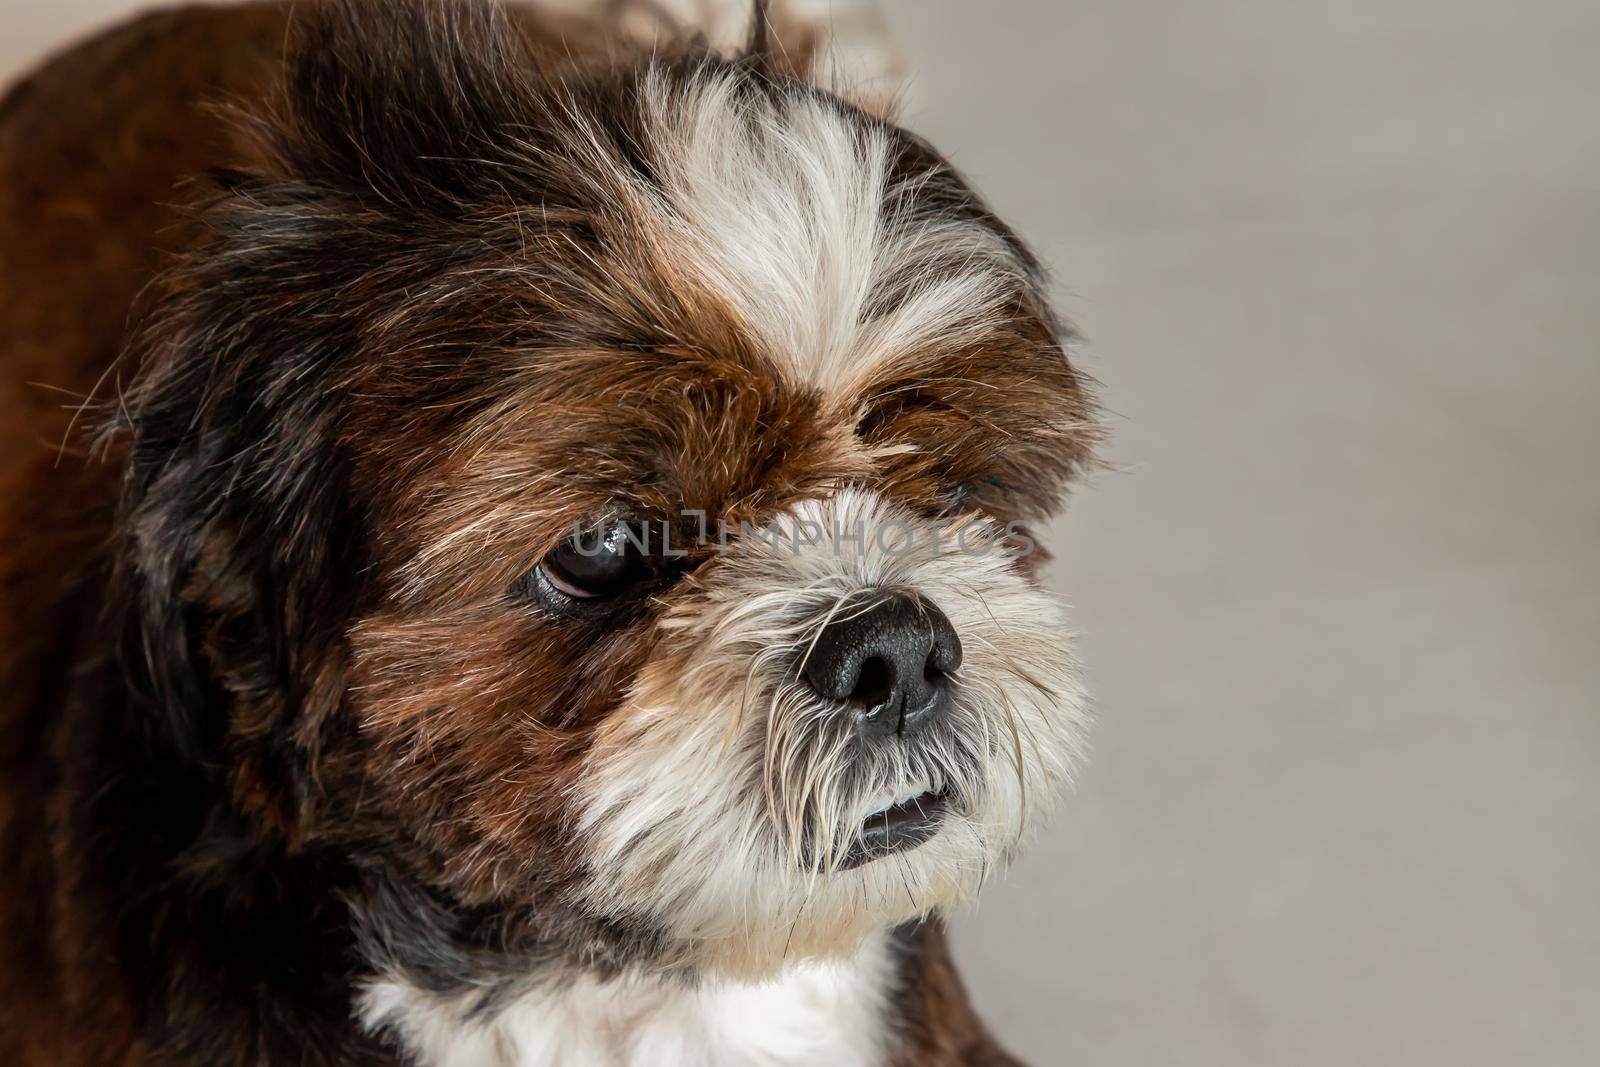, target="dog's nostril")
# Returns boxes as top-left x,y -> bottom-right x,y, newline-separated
926,622 -> 962,678
801,592 -> 962,739
852,655 -> 895,710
